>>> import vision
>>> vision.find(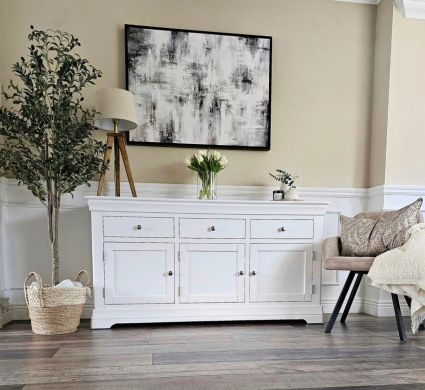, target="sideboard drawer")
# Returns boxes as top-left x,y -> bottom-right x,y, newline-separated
179,218 -> 246,239
103,217 -> 174,238
250,219 -> 313,239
